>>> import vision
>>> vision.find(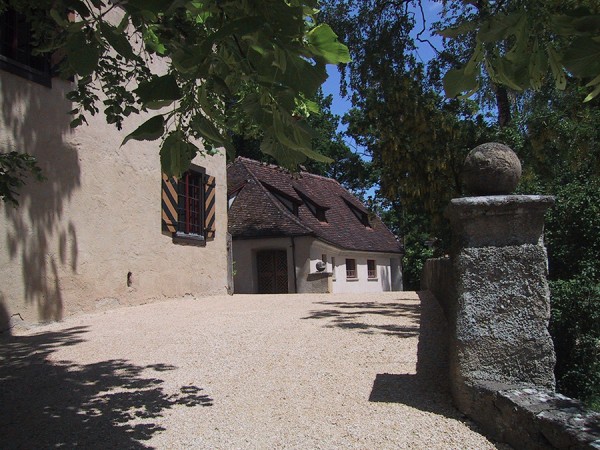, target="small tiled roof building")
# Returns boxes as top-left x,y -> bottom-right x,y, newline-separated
227,157 -> 404,294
